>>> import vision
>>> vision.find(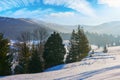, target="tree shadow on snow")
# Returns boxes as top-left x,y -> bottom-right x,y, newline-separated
44,64 -> 65,72
56,65 -> 120,80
